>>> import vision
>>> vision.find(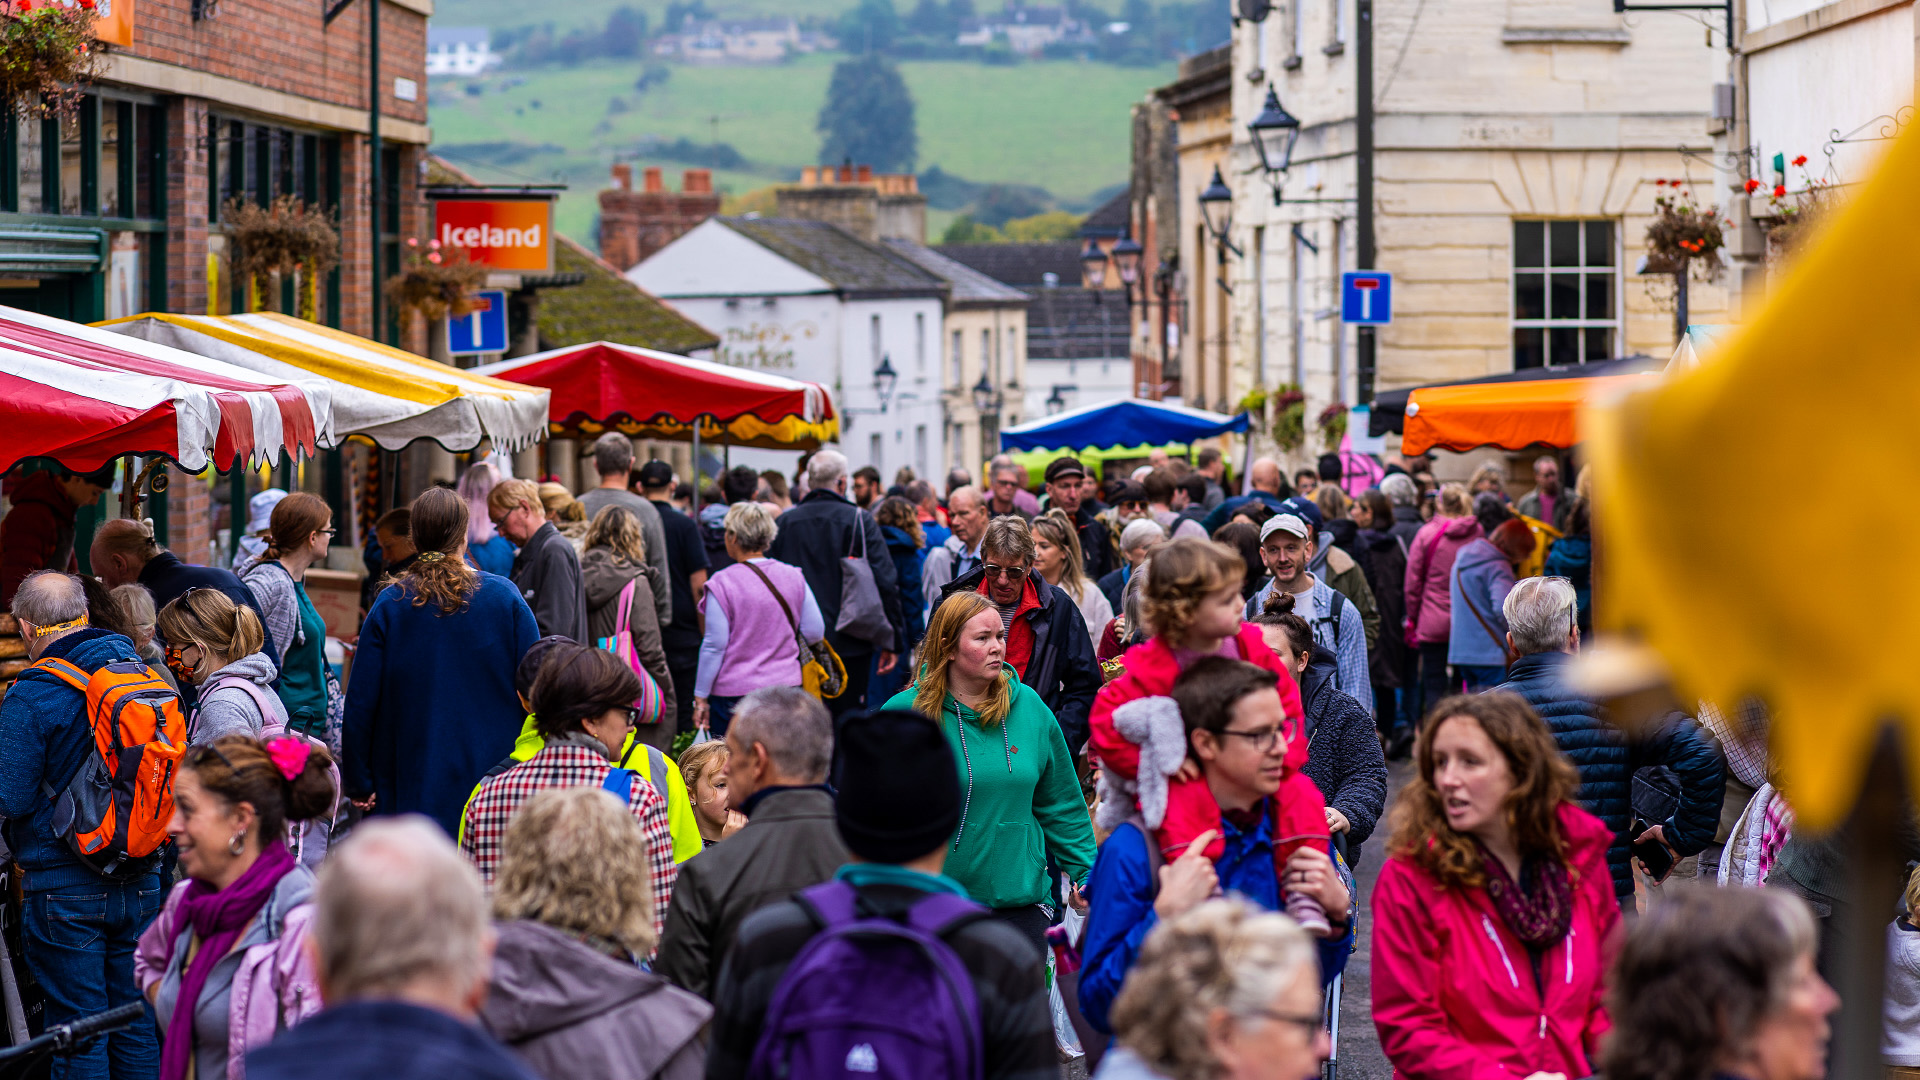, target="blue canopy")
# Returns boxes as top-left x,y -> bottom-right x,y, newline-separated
999,398 -> 1250,452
